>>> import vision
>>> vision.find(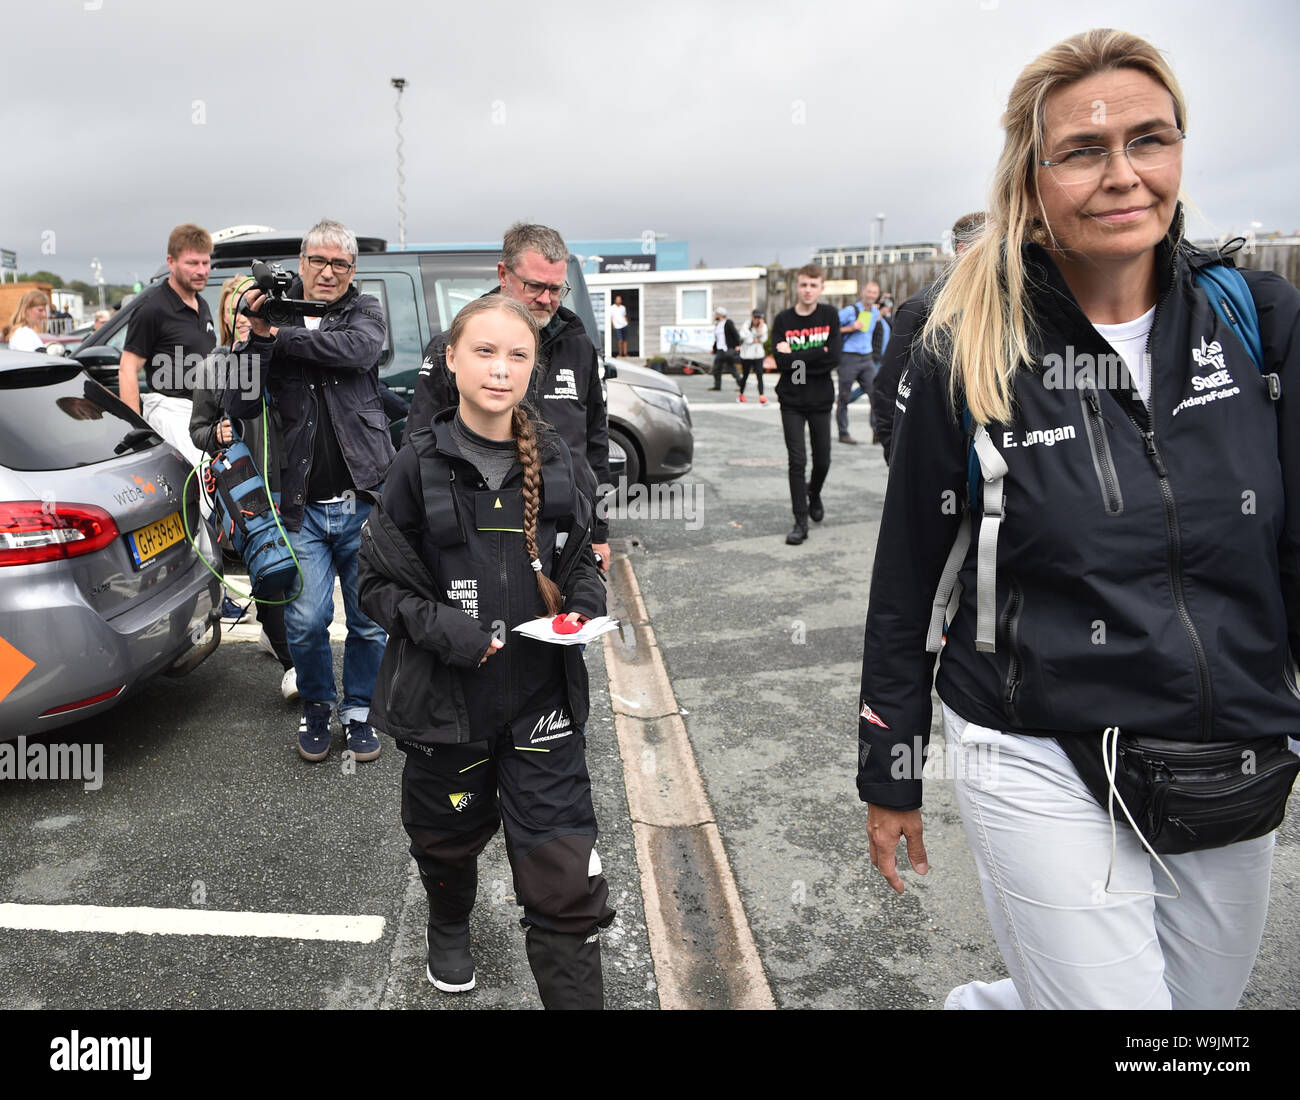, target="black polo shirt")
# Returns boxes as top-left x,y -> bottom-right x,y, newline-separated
123,280 -> 216,398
